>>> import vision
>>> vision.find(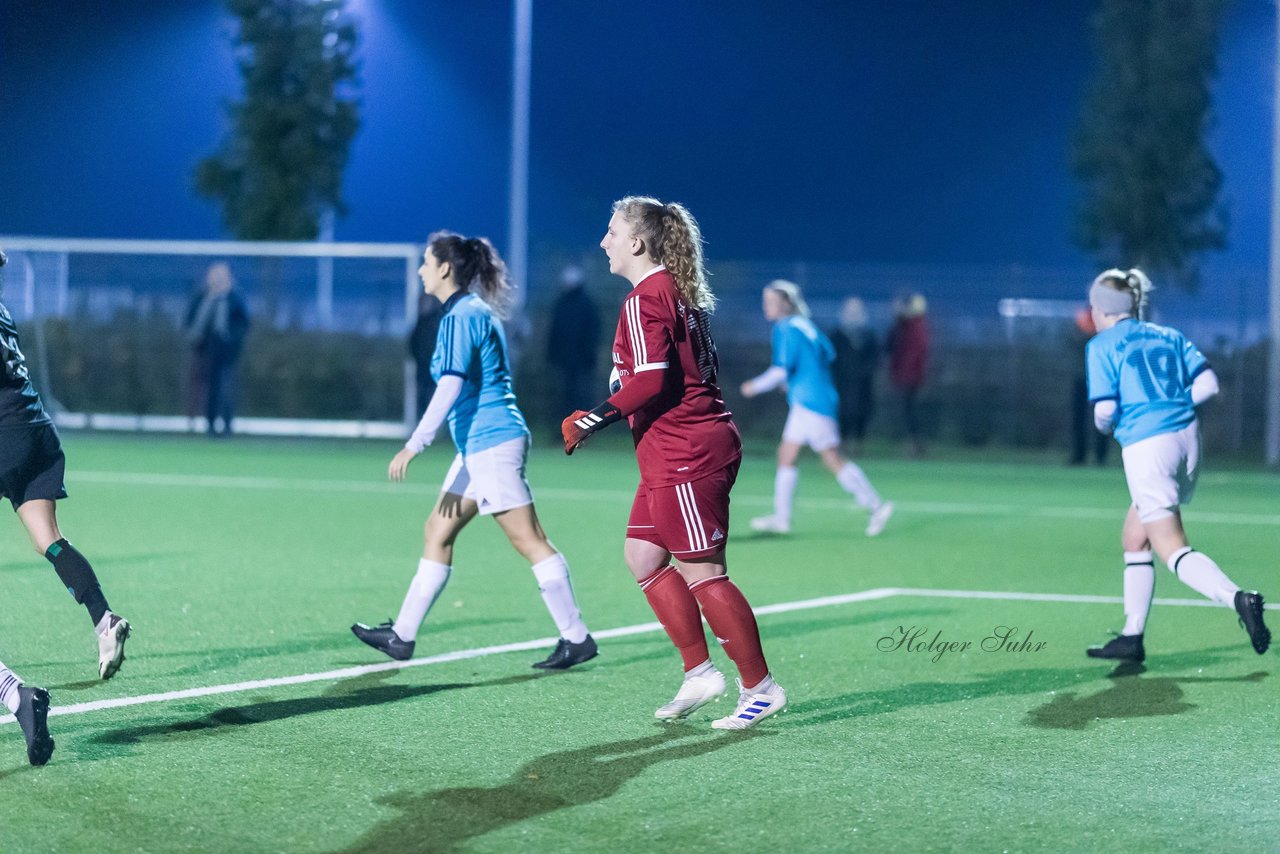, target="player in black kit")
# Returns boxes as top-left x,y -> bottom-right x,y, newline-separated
0,248 -> 131,682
